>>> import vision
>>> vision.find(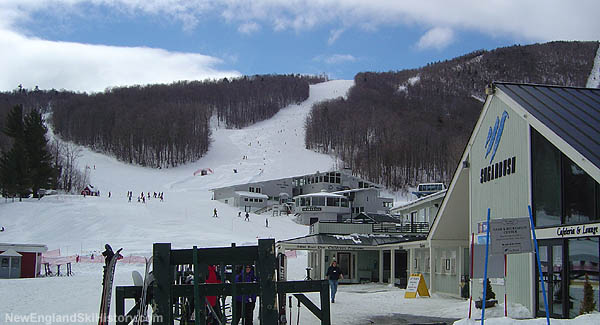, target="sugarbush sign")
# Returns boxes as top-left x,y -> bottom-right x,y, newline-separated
535,223 -> 600,240
480,110 -> 517,184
